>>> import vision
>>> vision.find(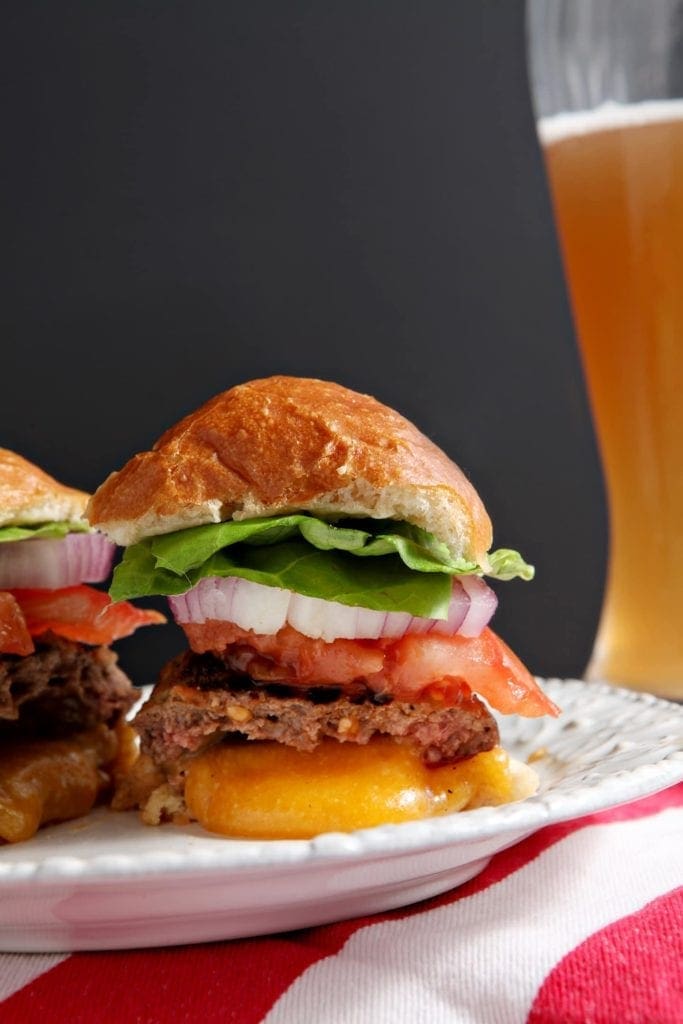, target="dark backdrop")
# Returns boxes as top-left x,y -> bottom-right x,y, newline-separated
2,1 -> 606,685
